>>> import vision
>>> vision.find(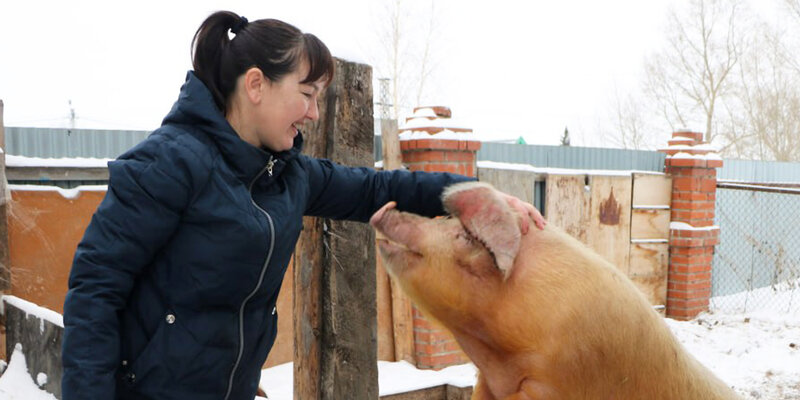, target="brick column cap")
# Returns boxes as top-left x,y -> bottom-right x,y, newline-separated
401,105 -> 472,135
664,151 -> 723,168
